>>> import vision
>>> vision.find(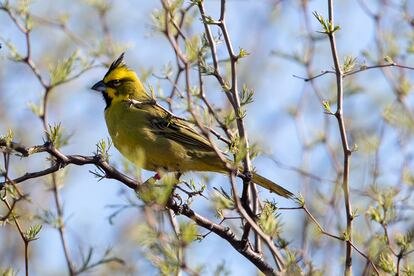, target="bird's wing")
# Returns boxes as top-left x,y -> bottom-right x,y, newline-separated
137,101 -> 215,152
